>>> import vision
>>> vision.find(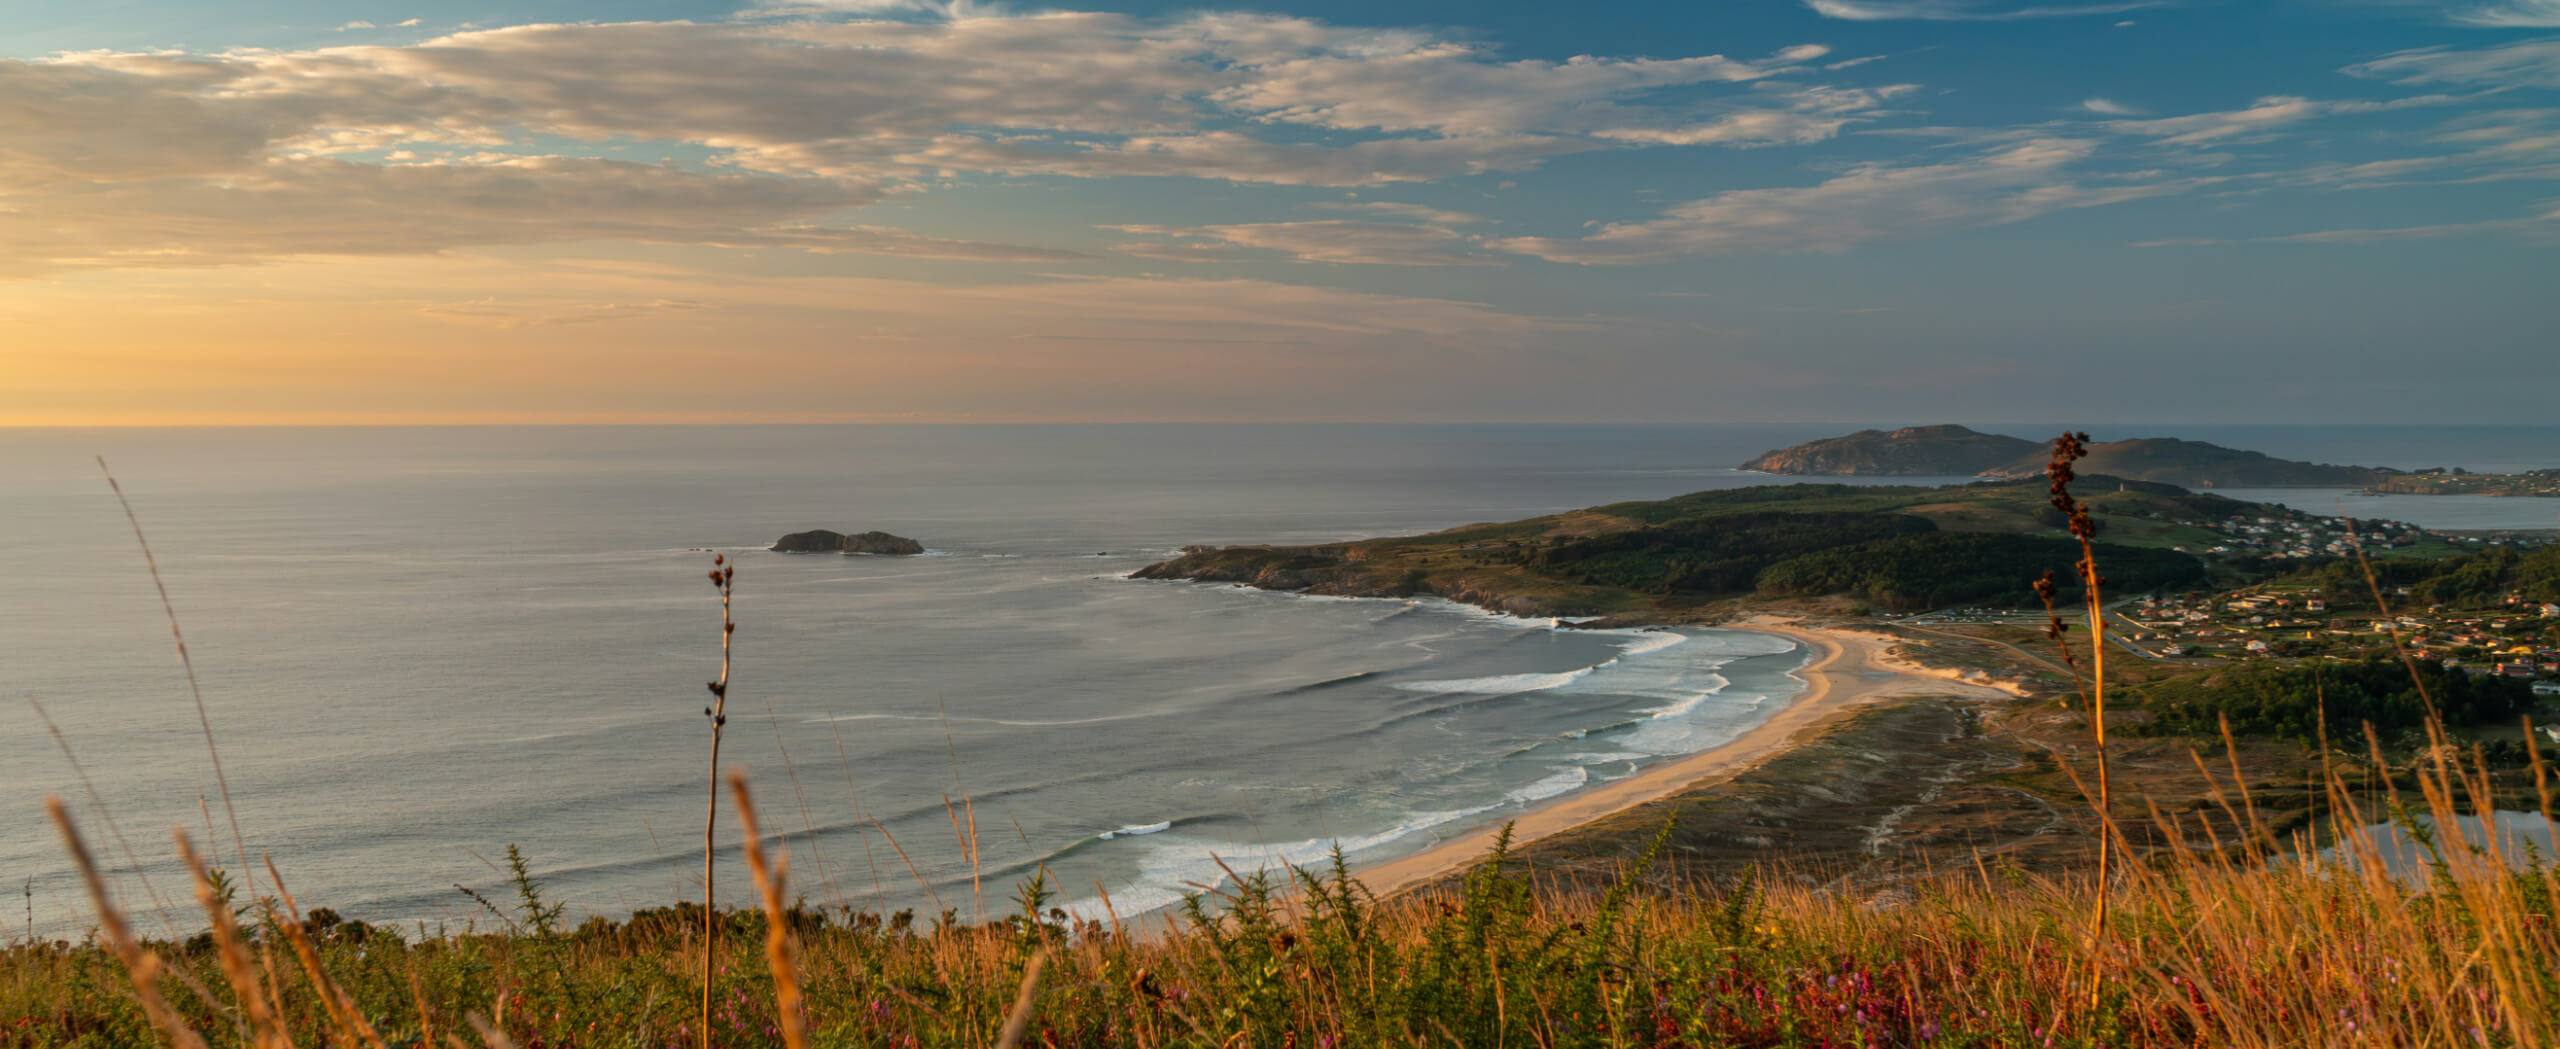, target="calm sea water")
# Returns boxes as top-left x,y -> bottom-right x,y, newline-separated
3,424 -> 2552,939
